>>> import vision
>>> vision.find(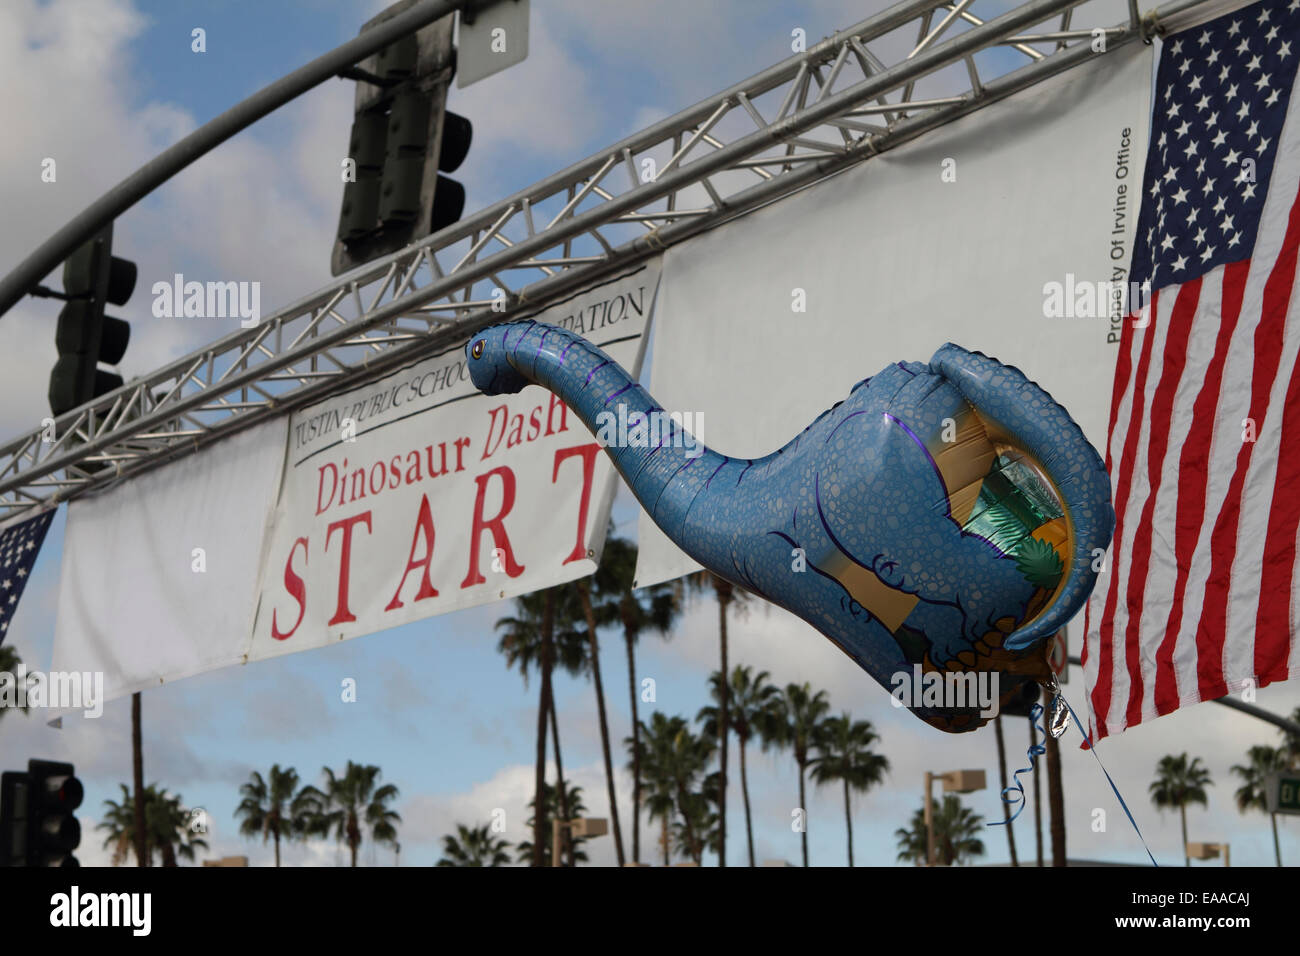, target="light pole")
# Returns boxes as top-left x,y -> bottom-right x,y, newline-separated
924,769 -> 986,866
551,816 -> 608,867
